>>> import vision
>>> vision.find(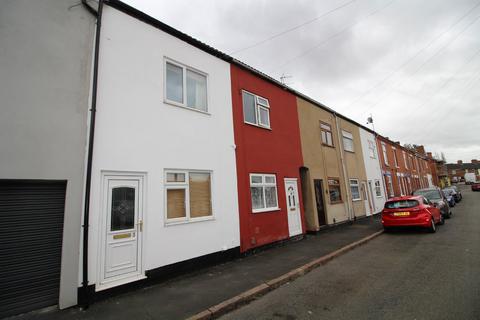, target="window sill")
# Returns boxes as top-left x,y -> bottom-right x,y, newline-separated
322,143 -> 335,148
252,207 -> 281,214
352,199 -> 362,202
164,99 -> 211,116
244,121 -> 272,131
330,201 -> 343,205
344,149 -> 355,154
164,216 -> 214,226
